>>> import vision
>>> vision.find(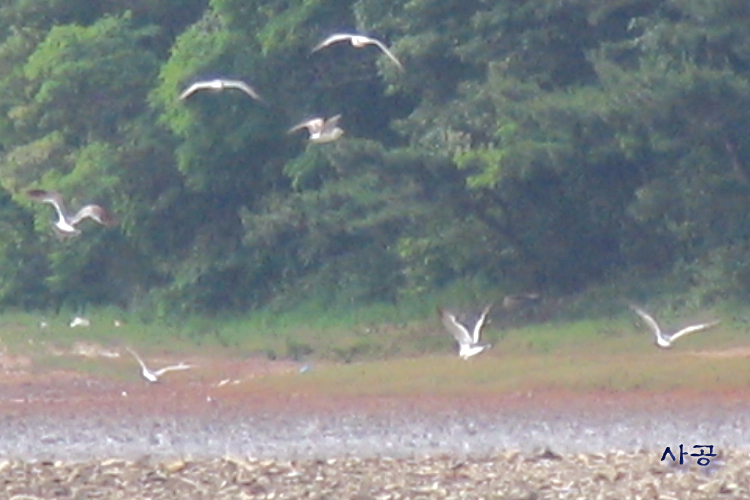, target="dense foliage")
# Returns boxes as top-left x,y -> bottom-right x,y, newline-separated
1,0 -> 749,315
